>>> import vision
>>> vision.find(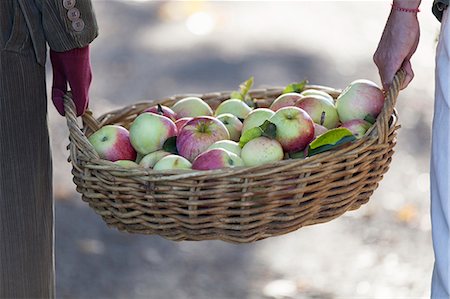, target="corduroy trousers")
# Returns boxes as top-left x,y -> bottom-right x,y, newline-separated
0,1 -> 55,298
